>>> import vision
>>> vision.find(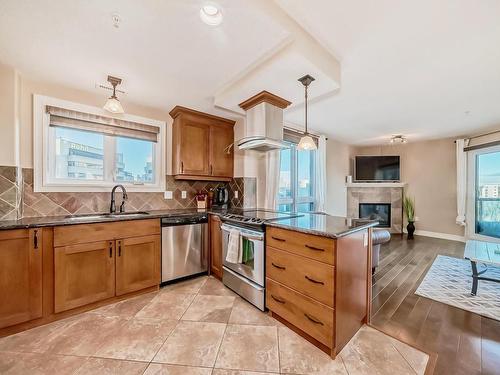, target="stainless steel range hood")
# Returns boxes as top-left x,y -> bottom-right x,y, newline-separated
237,91 -> 291,152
